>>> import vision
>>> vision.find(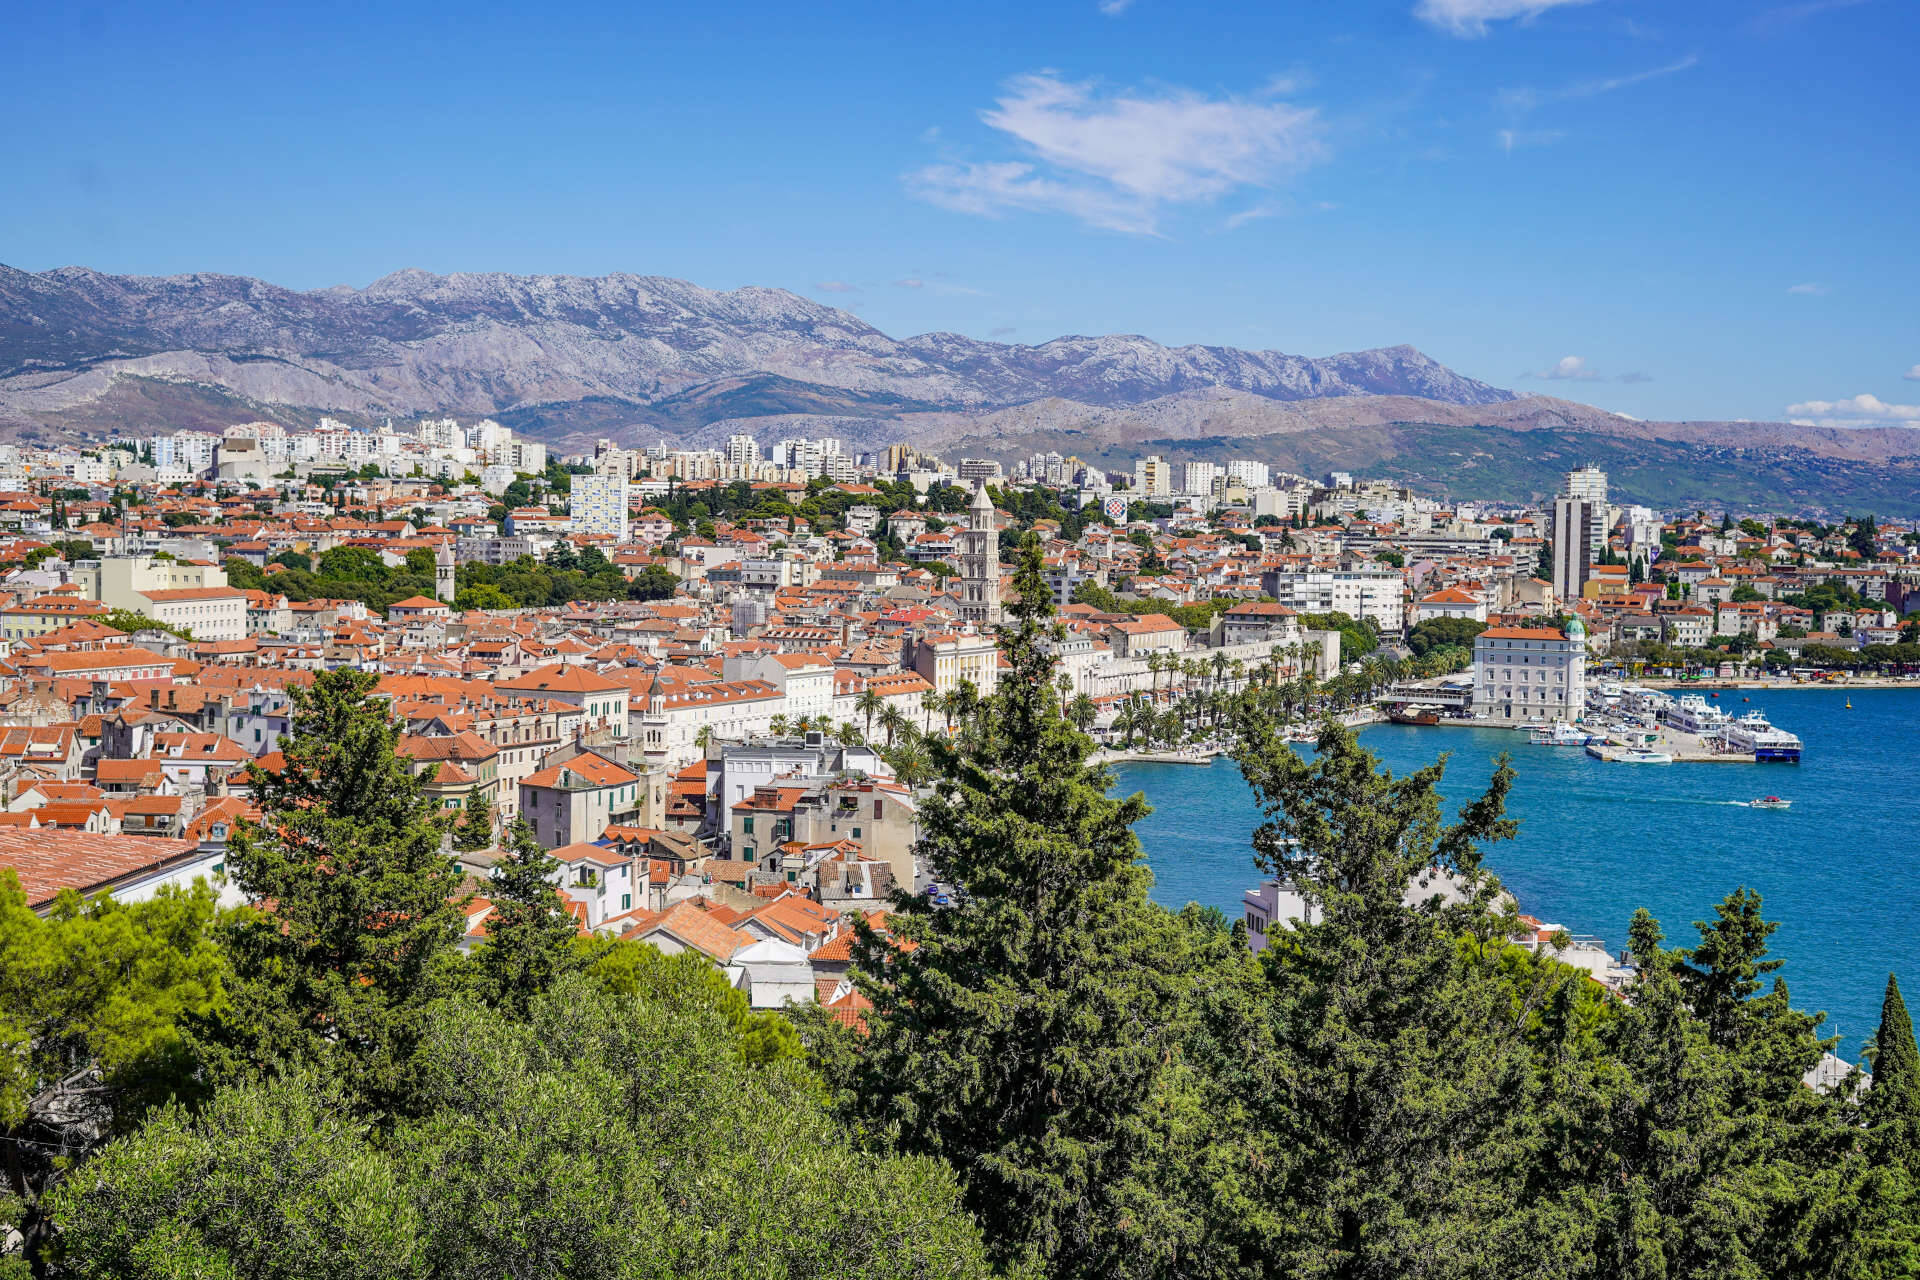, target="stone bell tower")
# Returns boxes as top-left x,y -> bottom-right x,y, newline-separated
435,540 -> 457,603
